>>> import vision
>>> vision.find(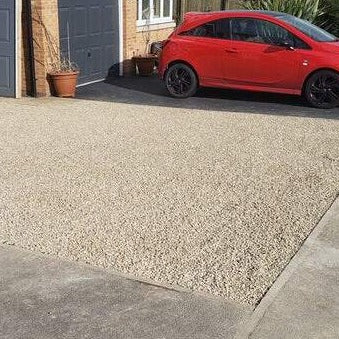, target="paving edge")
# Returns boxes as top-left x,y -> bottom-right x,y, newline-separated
0,243 -> 252,312
235,194 -> 339,339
